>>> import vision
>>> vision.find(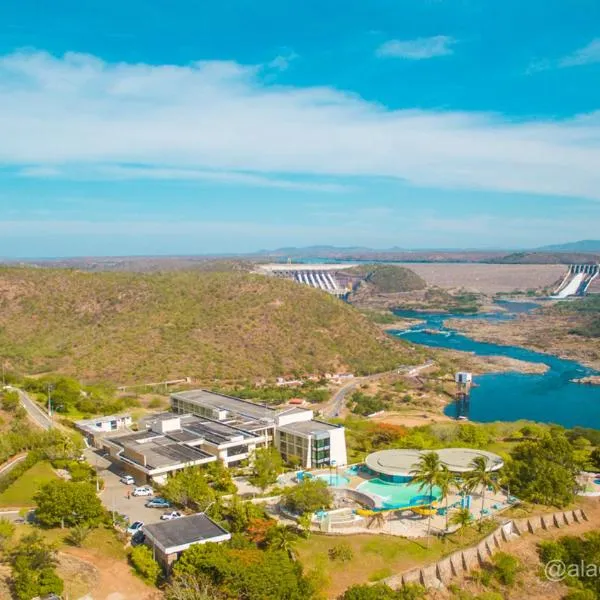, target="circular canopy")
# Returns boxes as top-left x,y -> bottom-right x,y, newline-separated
365,448 -> 504,478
